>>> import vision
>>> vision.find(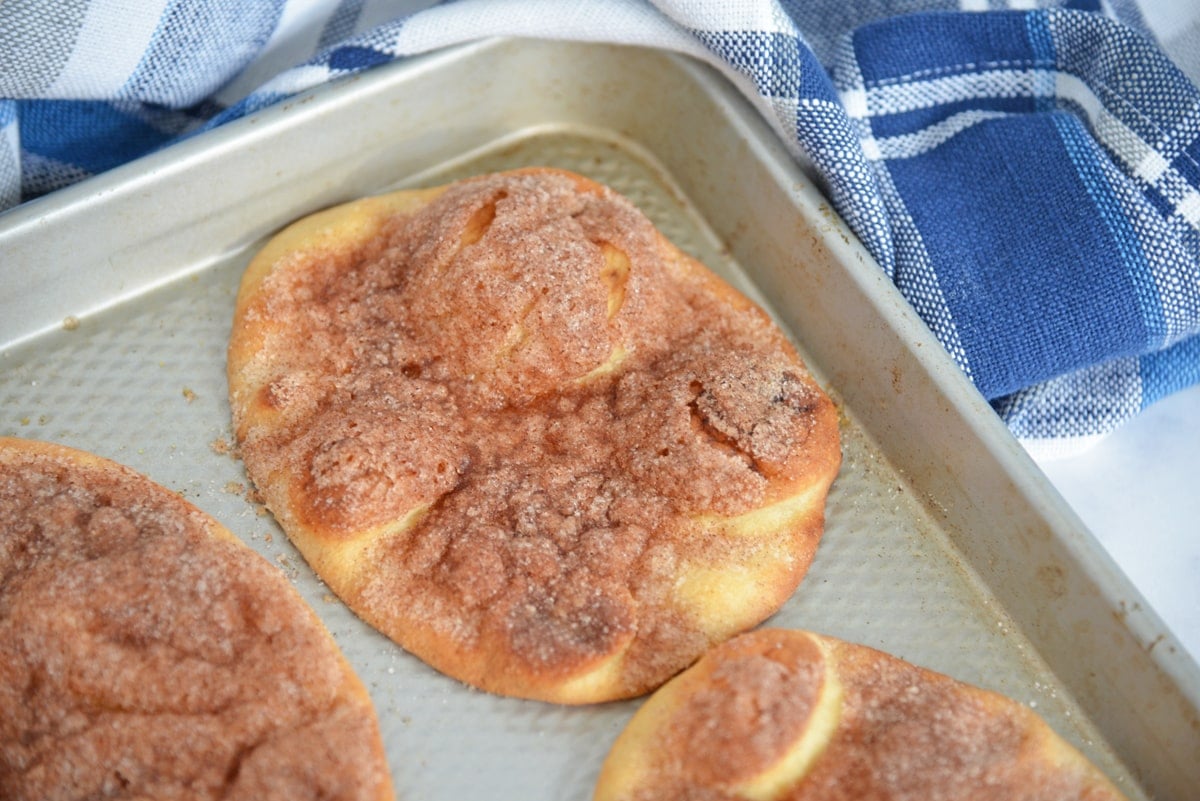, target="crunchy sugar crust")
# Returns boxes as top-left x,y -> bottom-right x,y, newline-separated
594,628 -> 1129,801
0,437 -> 393,801
227,168 -> 842,703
